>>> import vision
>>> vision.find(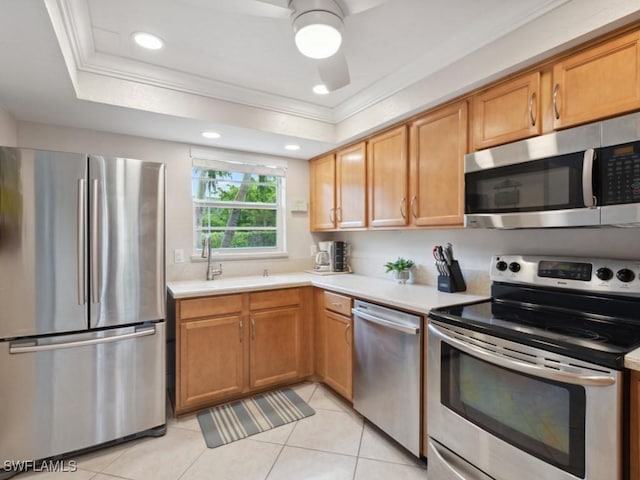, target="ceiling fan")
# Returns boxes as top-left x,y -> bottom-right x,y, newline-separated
183,0 -> 388,91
